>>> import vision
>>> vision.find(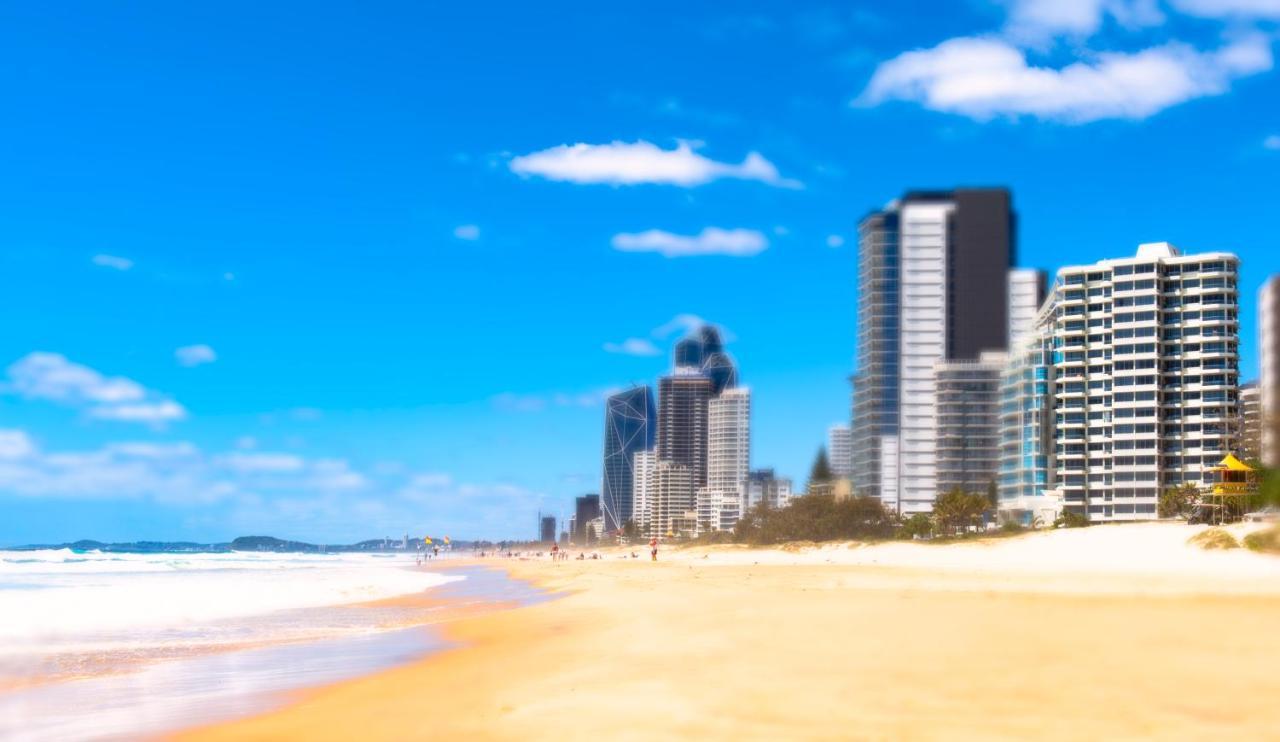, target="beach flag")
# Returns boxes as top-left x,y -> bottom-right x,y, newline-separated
424,536 -> 432,545
444,536 -> 451,545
